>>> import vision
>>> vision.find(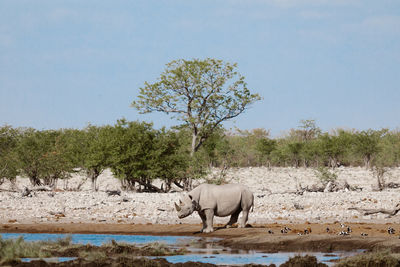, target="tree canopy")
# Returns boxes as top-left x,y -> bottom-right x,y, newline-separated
131,58 -> 261,156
